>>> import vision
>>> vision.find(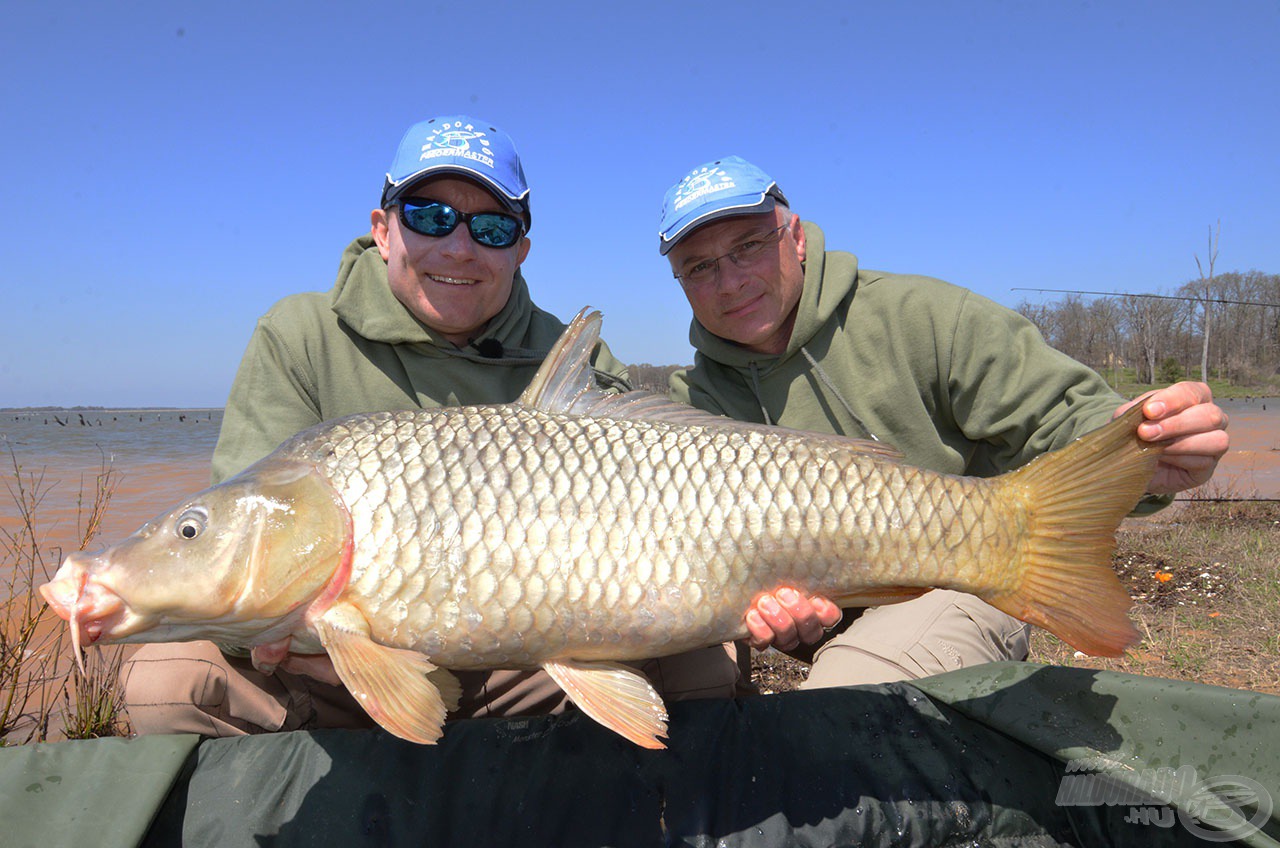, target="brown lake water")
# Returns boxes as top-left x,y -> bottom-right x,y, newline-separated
1,408 -> 221,557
